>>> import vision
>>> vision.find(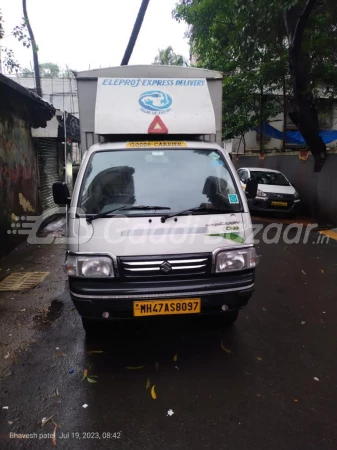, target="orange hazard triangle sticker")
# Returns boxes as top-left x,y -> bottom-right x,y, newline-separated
148,115 -> 168,134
